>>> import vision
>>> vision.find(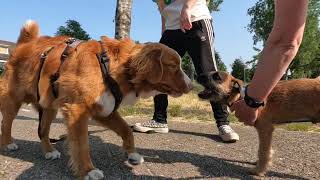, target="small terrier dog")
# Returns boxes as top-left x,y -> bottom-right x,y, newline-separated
197,71 -> 320,176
